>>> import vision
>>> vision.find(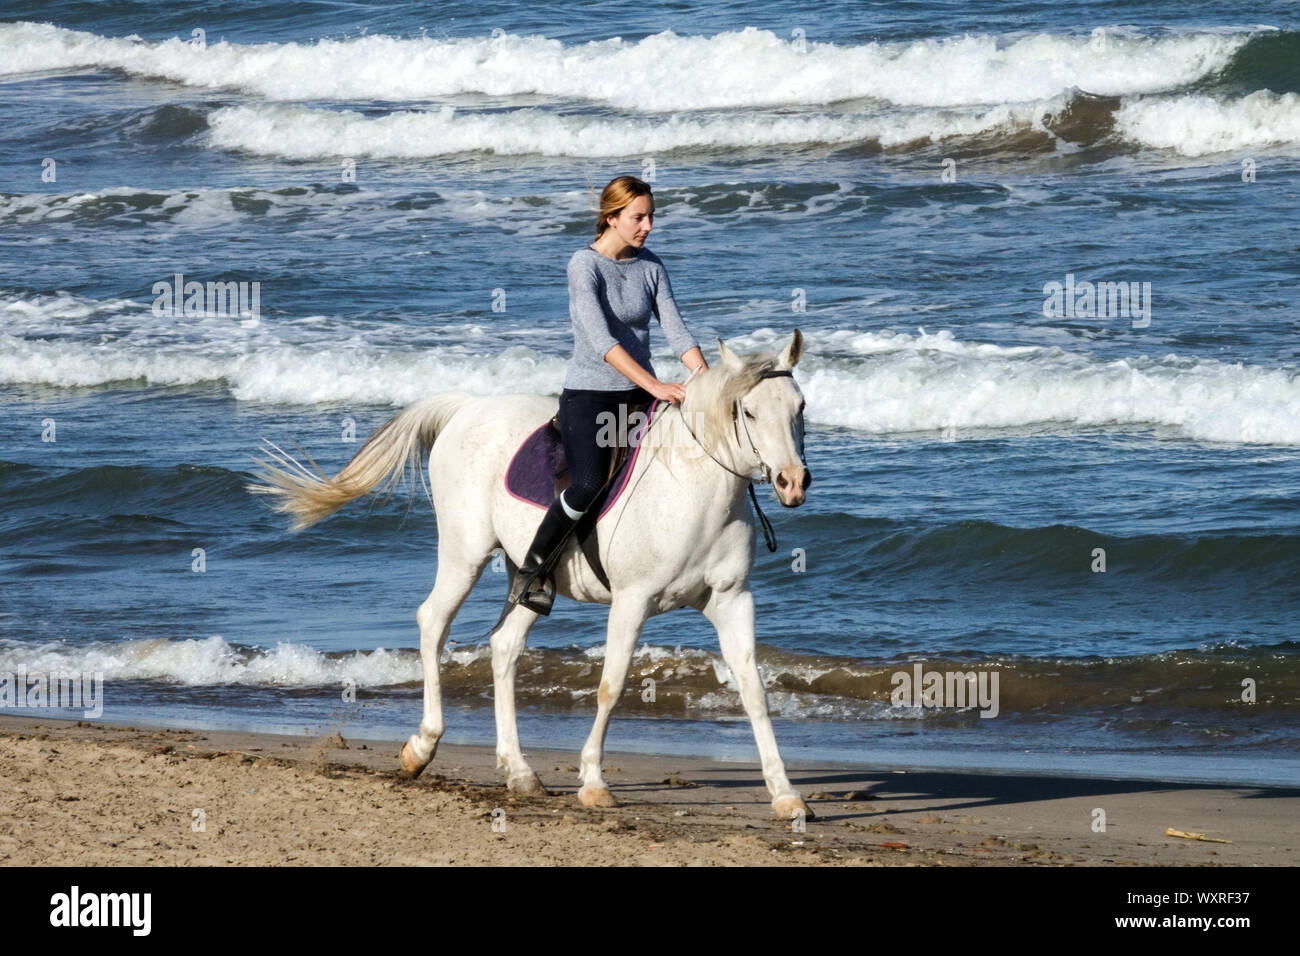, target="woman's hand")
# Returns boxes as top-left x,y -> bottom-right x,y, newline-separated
600,343 -> 689,404
650,380 -> 687,405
